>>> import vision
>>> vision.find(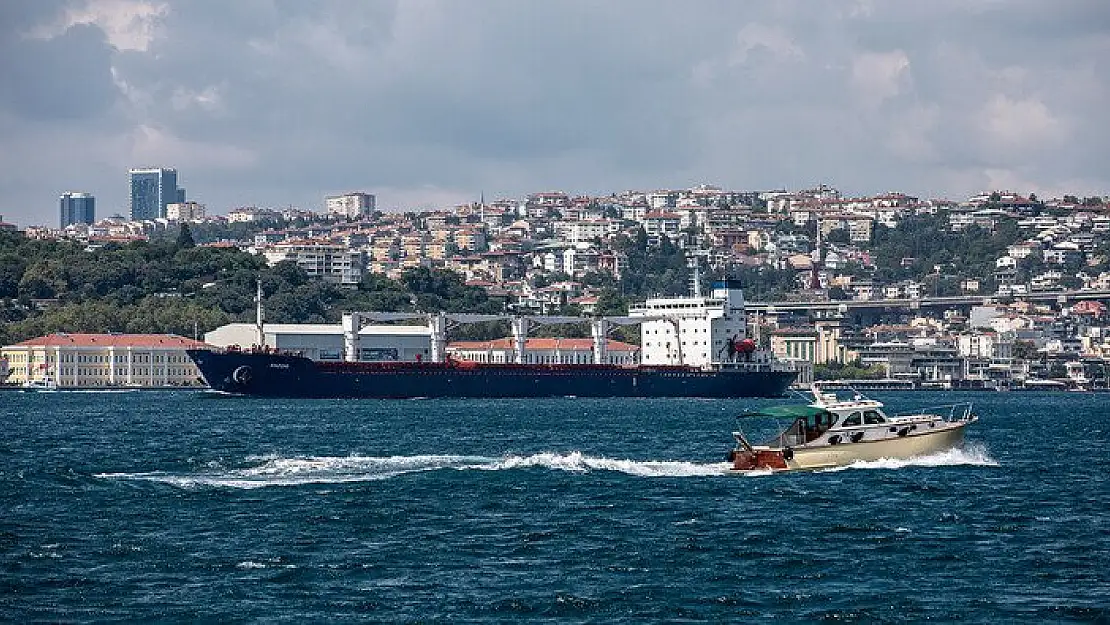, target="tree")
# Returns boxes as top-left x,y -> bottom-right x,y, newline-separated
1012,340 -> 1037,360
1048,362 -> 1068,379
176,223 -> 196,248
825,228 -> 850,245
594,289 -> 628,316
